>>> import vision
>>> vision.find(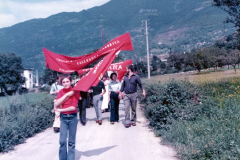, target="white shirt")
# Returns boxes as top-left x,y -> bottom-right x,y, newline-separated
108,80 -> 121,92
50,82 -> 64,97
